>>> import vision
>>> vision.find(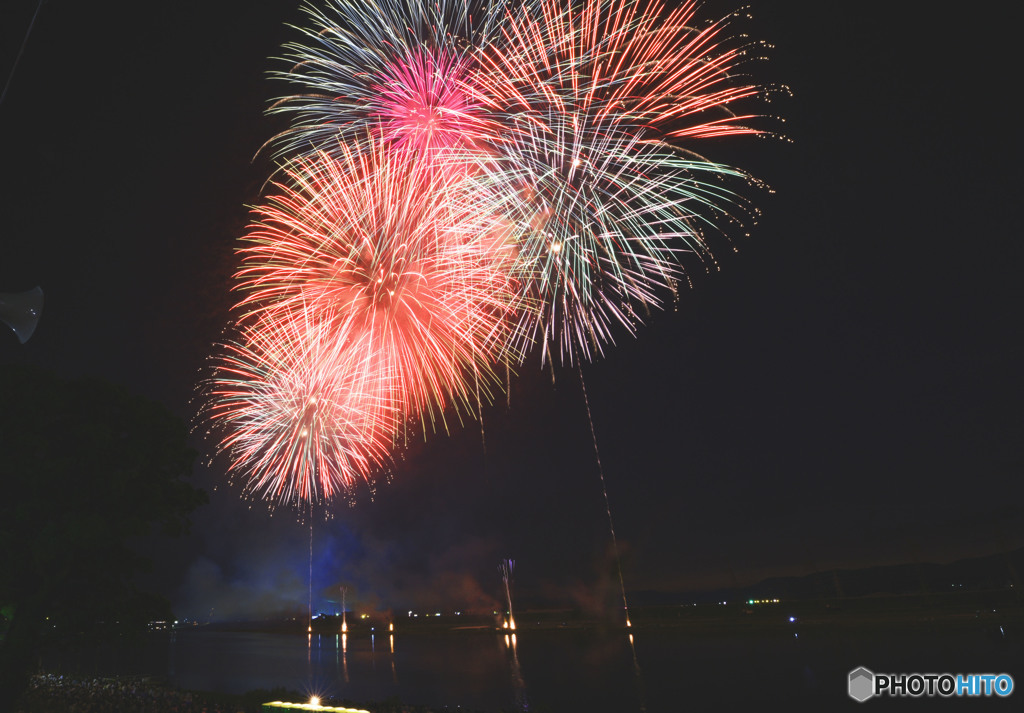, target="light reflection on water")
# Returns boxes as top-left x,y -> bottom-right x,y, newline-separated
39,621 -> 1019,712
505,630 -> 528,711
43,628 -> 643,711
